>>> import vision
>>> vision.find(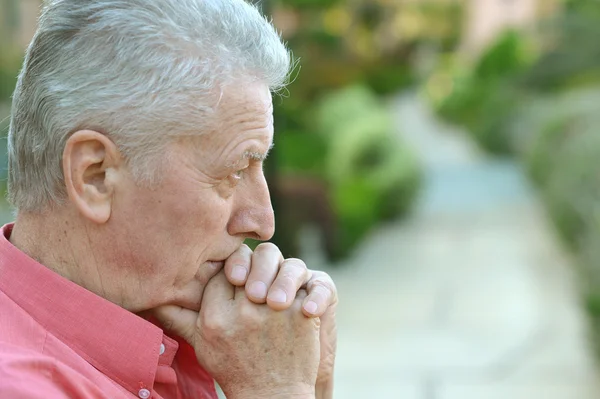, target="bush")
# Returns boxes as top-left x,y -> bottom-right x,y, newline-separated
275,129 -> 328,176
272,84 -> 422,262
426,1 -> 600,368
522,88 -> 600,187
429,30 -> 535,155
519,90 -> 600,361
542,124 -> 599,249
316,85 -> 421,259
